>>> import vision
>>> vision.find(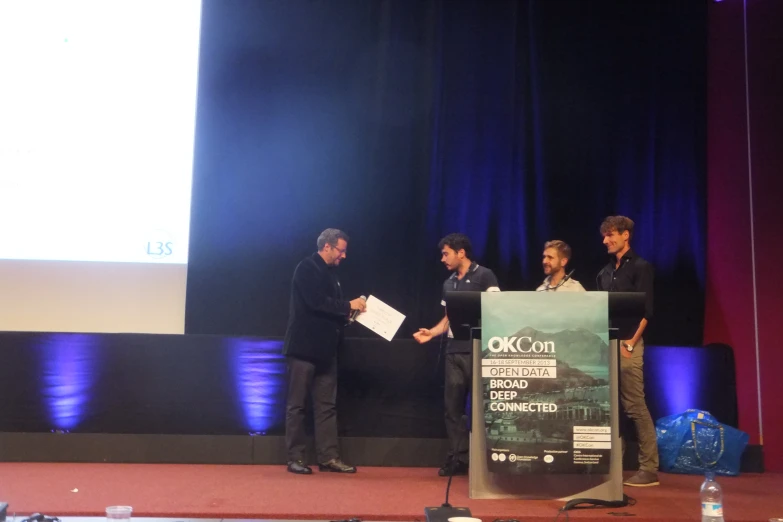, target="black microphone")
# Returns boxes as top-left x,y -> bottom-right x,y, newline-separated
348,295 -> 367,323
549,269 -> 575,291
596,265 -> 608,291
